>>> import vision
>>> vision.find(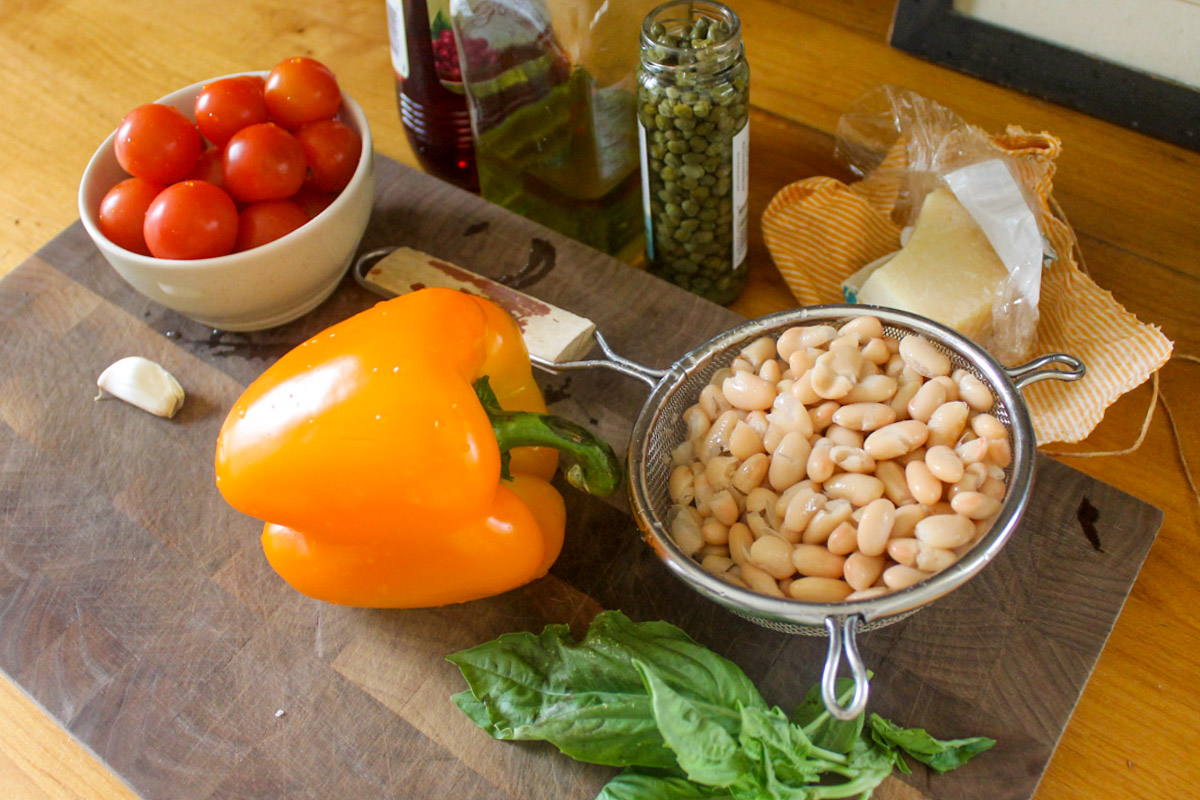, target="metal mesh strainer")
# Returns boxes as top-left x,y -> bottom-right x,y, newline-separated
539,304 -> 1084,719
